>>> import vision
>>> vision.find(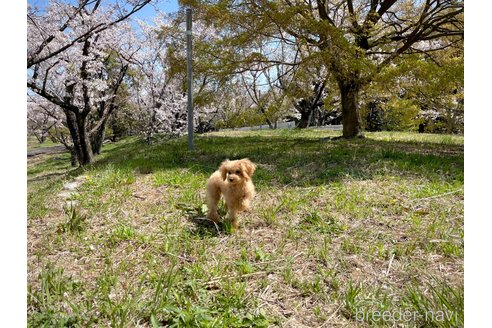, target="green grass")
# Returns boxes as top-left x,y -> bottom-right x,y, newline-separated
27,136 -> 61,150
27,129 -> 464,327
